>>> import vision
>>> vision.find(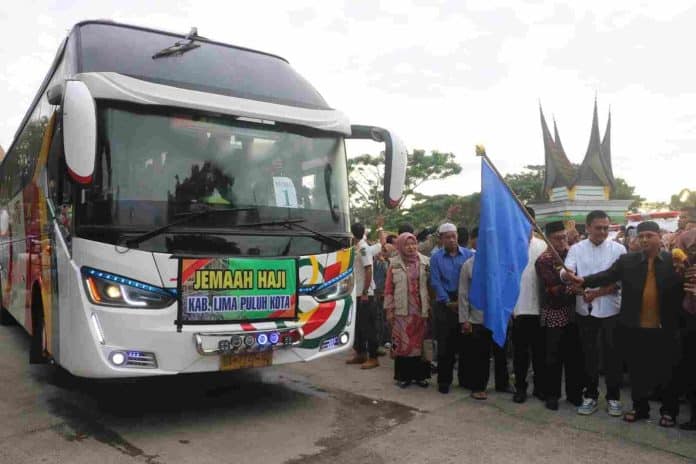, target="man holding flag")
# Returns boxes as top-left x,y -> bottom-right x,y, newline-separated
469,150 -> 535,382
